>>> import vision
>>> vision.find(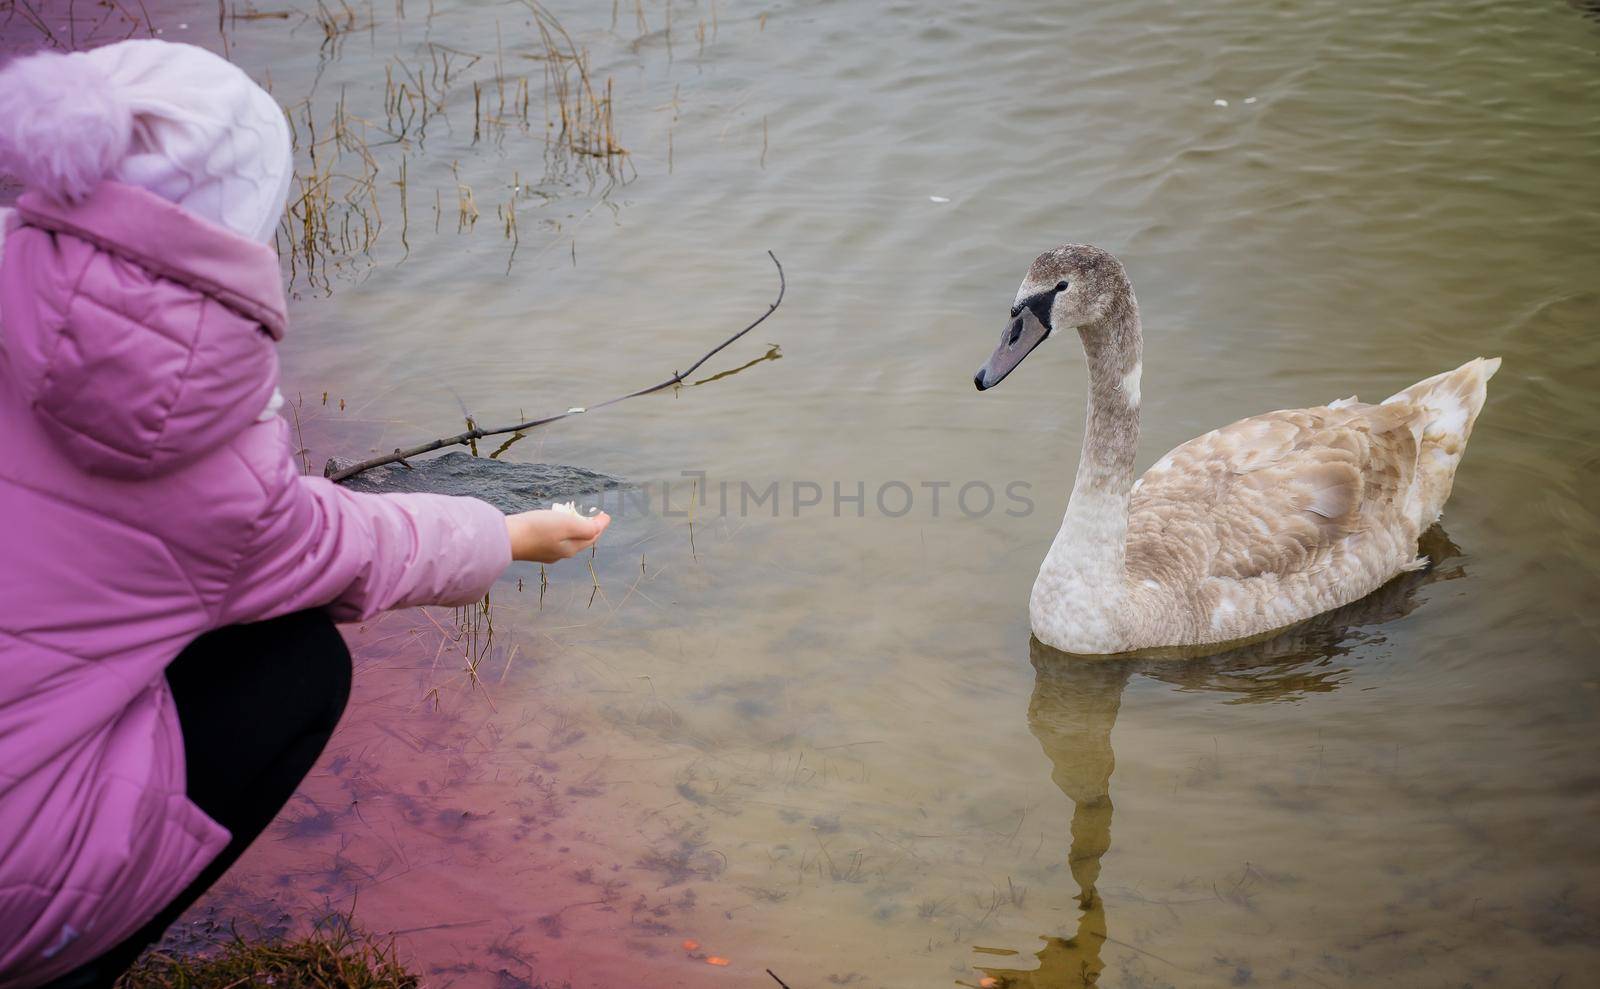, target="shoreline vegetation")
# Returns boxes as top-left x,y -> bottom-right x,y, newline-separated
117,916 -> 433,989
